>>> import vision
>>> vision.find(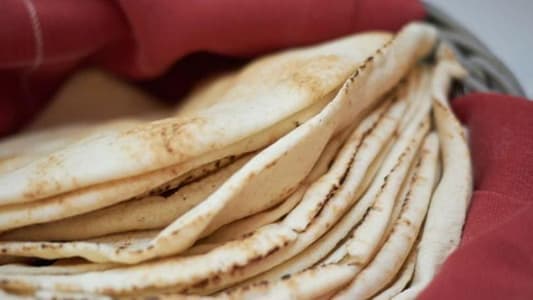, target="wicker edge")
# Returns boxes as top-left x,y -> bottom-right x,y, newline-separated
425,3 -> 526,97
